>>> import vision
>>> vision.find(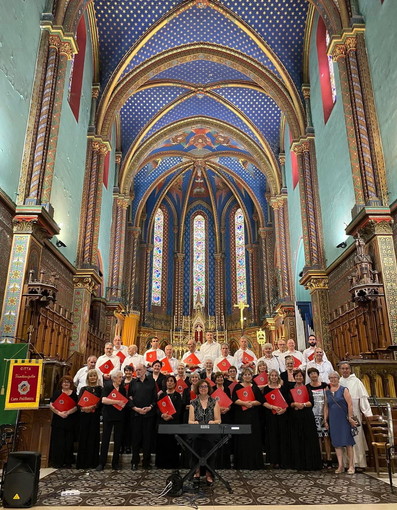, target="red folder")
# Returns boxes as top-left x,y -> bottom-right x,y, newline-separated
160,357 -> 173,374
236,386 -> 255,407
290,386 -> 310,404
107,389 -> 128,410
146,350 -> 157,363
52,393 -> 76,412
205,377 -> 216,387
157,395 -> 176,415
265,388 -> 288,414
98,359 -> 114,375
212,388 -> 232,408
217,358 -> 231,372
184,353 -> 201,365
116,350 -> 126,363
78,390 -> 100,408
176,379 -> 188,394
242,351 -> 254,364
254,372 -> 268,386
292,356 -> 301,368
190,390 -> 197,401
308,351 -> 315,361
